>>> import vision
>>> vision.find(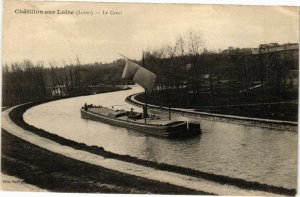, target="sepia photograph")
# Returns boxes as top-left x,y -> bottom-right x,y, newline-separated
1,0 -> 299,195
